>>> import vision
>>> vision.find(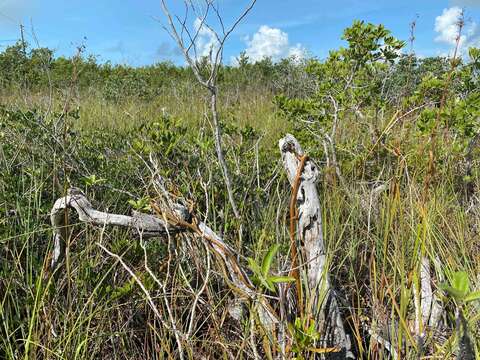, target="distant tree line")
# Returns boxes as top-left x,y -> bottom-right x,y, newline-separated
1,38 -> 475,103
